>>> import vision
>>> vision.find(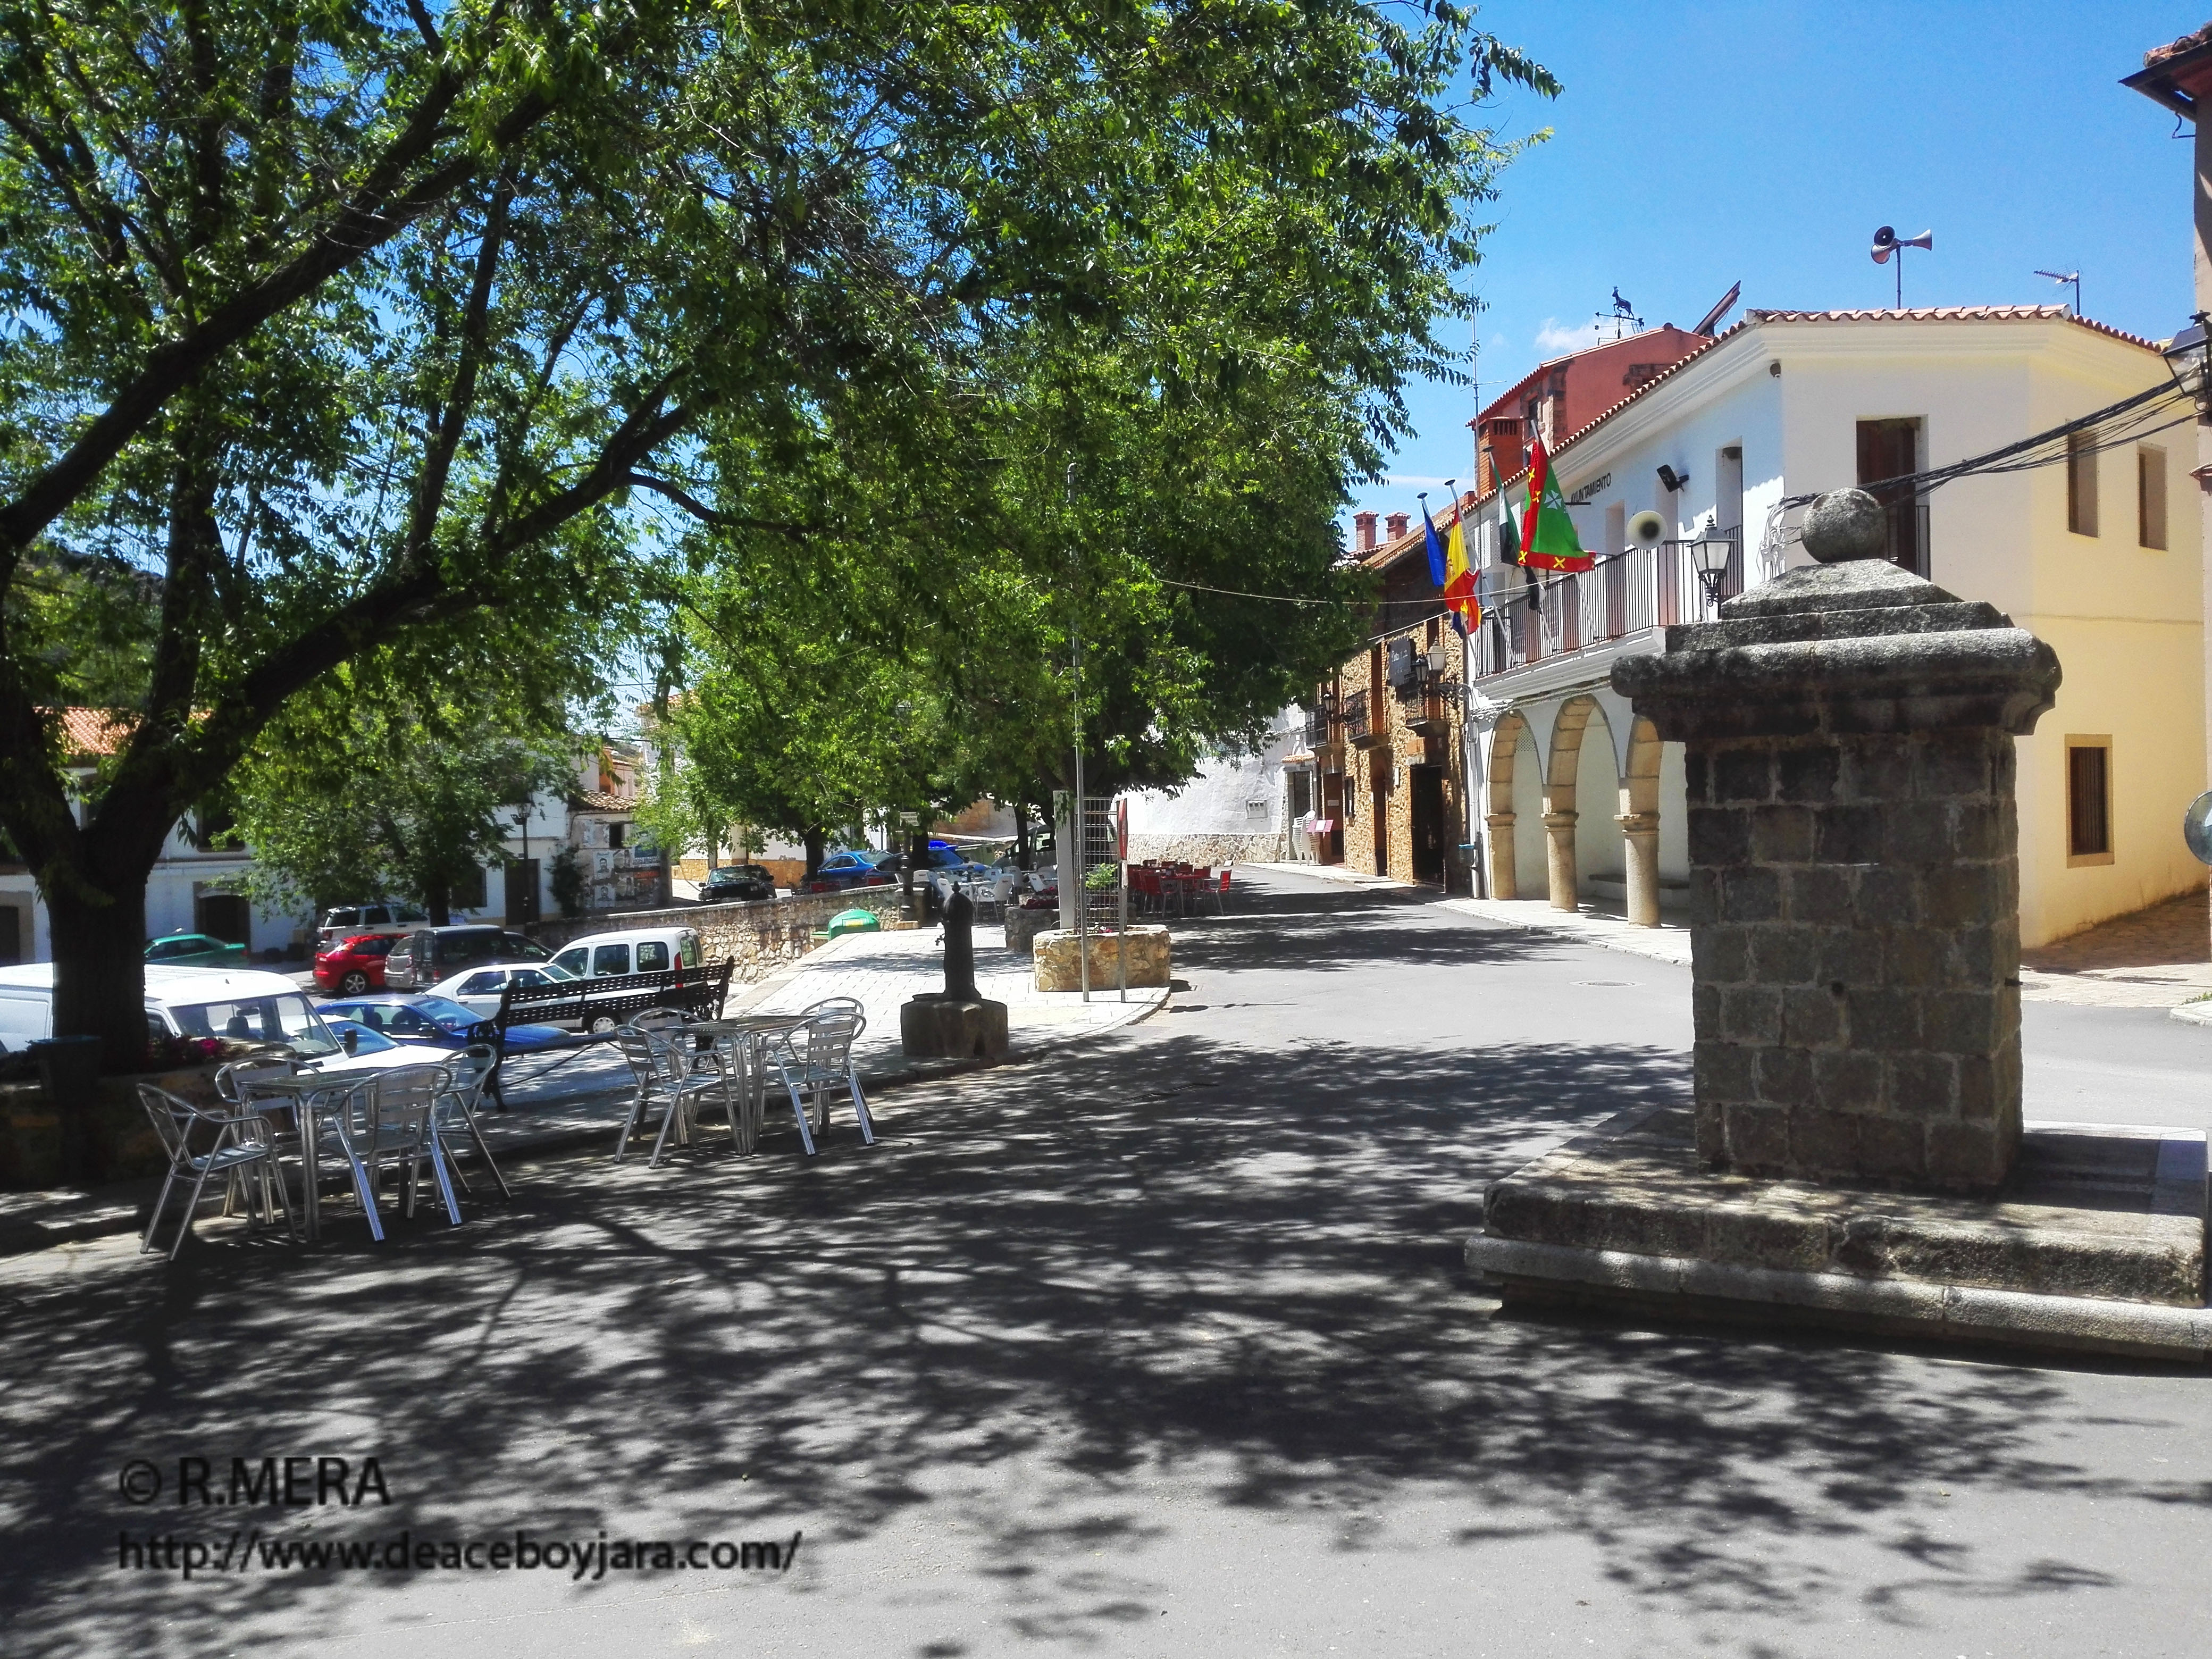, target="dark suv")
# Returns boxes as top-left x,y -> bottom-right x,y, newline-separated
700,864 -> 778,903
383,926 -> 548,991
